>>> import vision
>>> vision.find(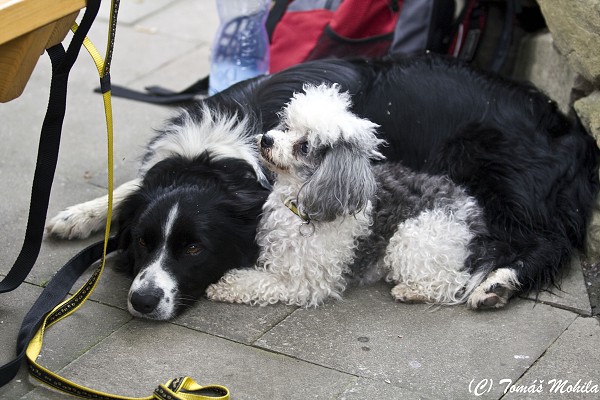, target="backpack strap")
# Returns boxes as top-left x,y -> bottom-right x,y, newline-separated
390,0 -> 438,55
266,0 -> 290,41
101,75 -> 208,104
488,0 -> 519,73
